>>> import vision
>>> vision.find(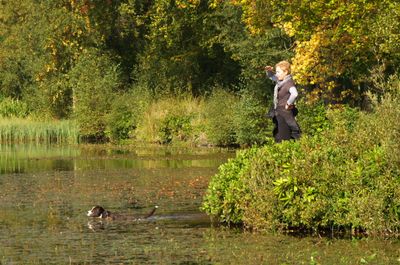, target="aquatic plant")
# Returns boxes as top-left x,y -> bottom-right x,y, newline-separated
0,118 -> 79,144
